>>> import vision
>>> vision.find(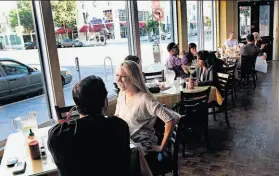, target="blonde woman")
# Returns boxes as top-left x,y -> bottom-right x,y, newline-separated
115,60 -> 179,150
253,32 -> 267,59
115,60 -> 180,173
253,32 -> 261,46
